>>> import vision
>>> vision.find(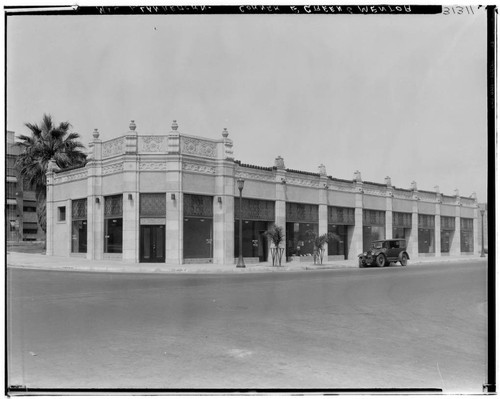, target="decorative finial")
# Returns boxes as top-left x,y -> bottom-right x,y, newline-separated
171,120 -> 178,131
129,120 -> 136,131
318,164 -> 326,176
222,128 -> 229,138
411,181 -> 418,191
353,170 -> 362,182
454,188 -> 460,197
275,155 -> 285,169
93,128 -> 100,139
385,176 -> 392,187
434,185 -> 440,193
